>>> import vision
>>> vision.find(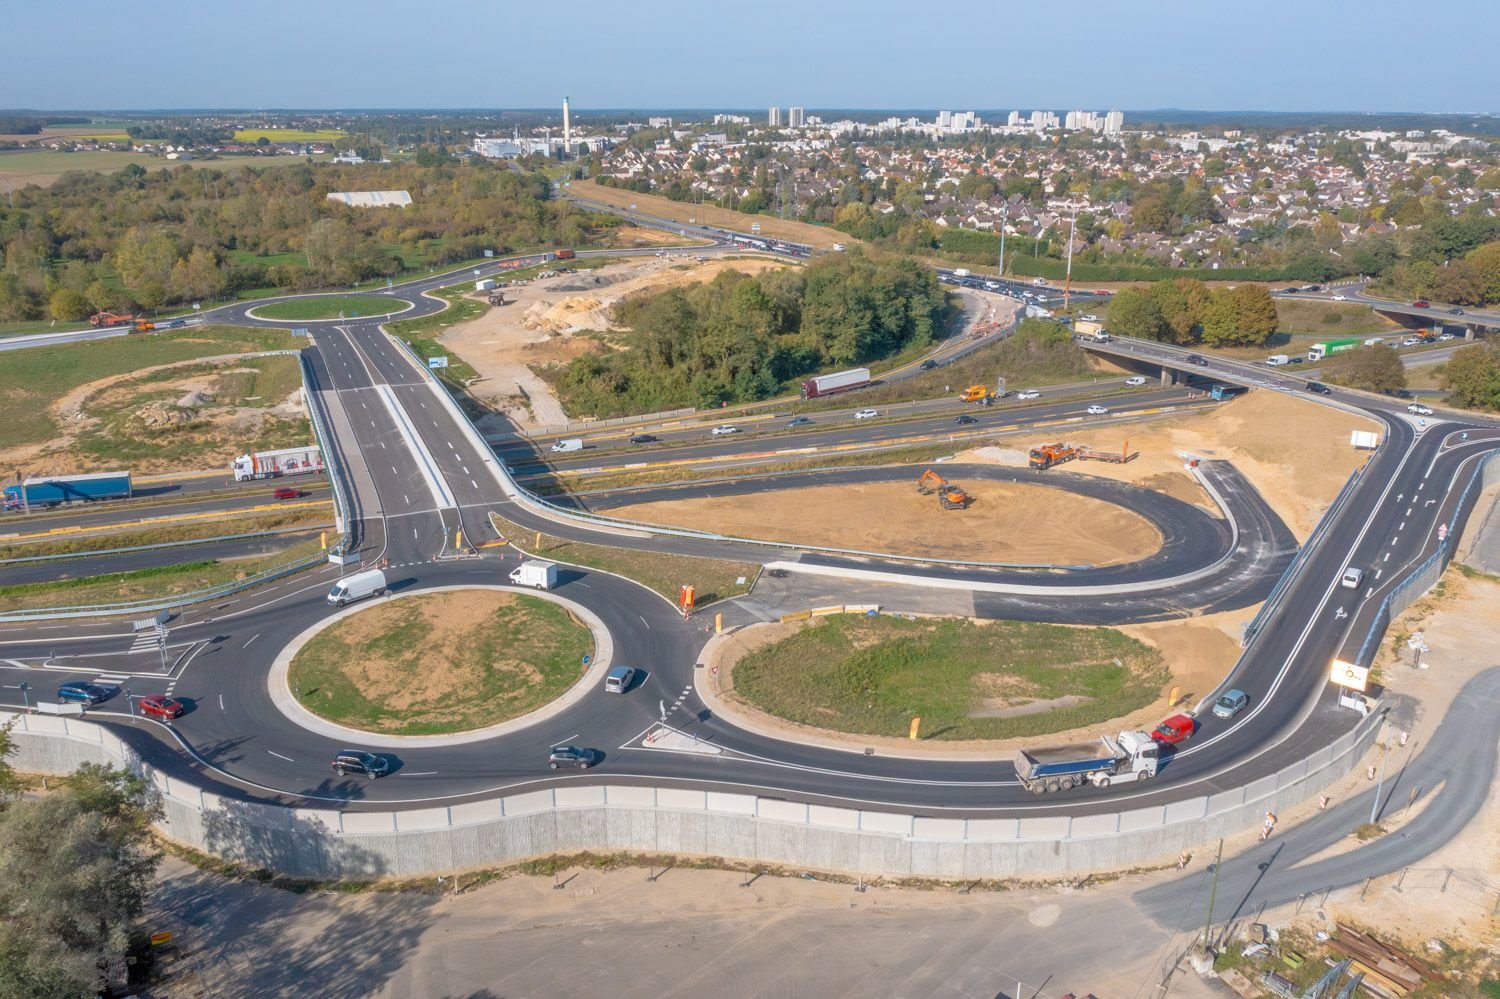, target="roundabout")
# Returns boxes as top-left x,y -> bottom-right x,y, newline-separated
246,294 -> 415,322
